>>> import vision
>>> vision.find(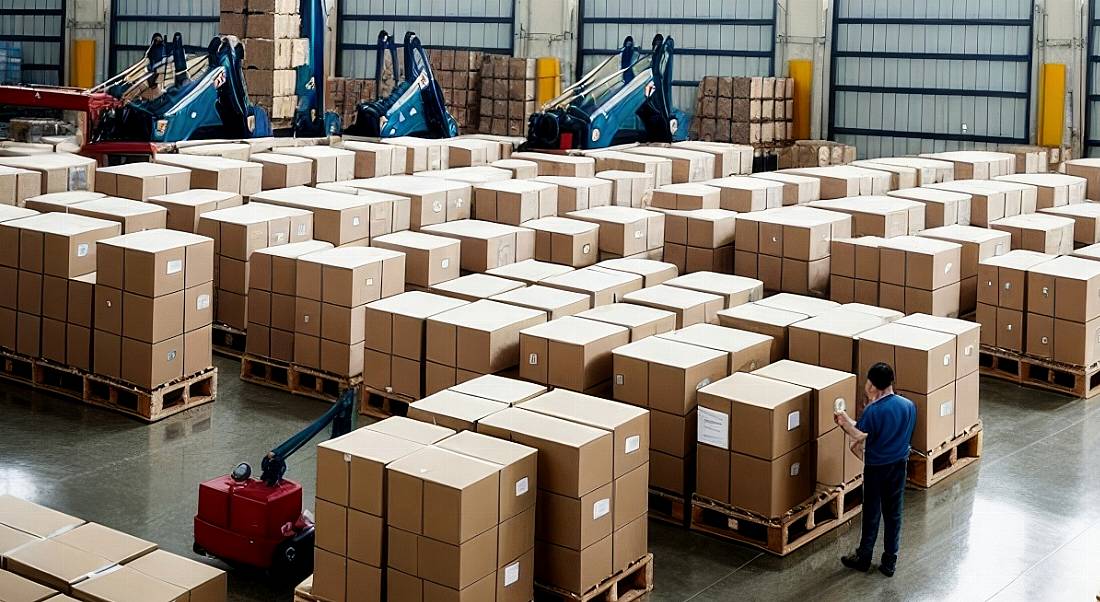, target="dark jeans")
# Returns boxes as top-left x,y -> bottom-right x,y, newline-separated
857,459 -> 907,566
